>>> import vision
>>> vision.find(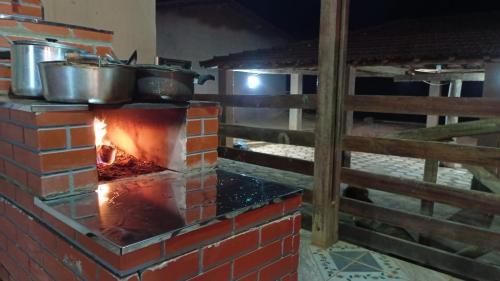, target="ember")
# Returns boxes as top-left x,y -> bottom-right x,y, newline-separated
97,149 -> 166,182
